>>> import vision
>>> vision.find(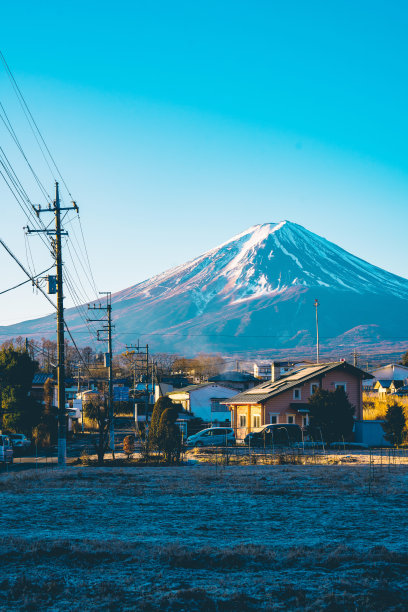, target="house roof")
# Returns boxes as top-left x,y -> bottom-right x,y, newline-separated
209,371 -> 258,383
226,361 -> 372,405
169,382 -> 236,395
392,380 -> 405,389
372,364 -> 408,373
375,380 -> 393,388
32,373 -> 54,385
375,379 -> 404,389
